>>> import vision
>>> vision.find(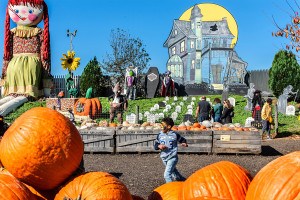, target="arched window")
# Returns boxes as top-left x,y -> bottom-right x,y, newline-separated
167,55 -> 183,78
